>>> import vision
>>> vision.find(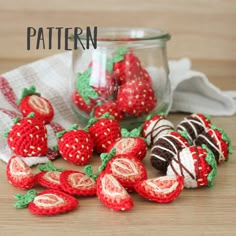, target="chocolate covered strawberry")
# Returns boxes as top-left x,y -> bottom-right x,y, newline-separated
57,124 -> 93,165
72,91 -> 96,113
60,170 -> 97,196
94,100 -> 124,121
96,172 -> 134,211
85,113 -> 121,153
194,125 -> 232,163
117,80 -> 157,117
6,156 -> 35,189
17,85 -> 54,124
177,113 -> 211,144
5,113 -> 48,157
135,175 -> 184,203
14,189 -> 78,215
167,145 -> 217,188
105,155 -> 147,191
142,115 -> 175,146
